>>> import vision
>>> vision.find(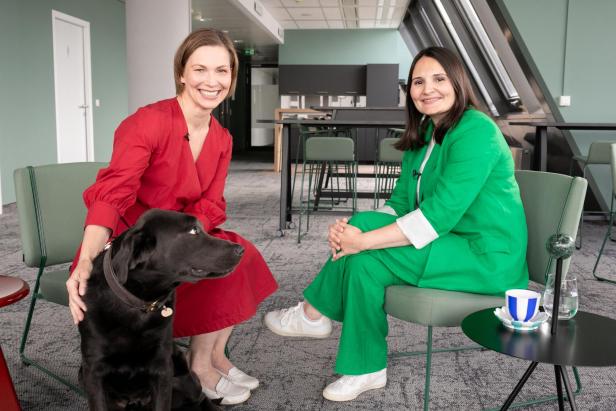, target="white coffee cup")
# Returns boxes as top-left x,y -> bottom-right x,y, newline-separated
505,289 -> 541,322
